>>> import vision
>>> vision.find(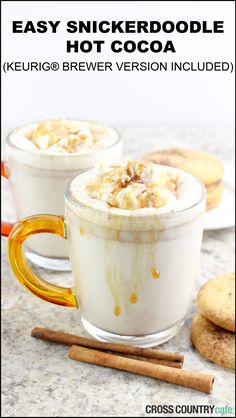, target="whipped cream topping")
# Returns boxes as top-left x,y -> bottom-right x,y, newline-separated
69,160 -> 203,215
9,119 -> 118,155
86,160 -> 178,210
